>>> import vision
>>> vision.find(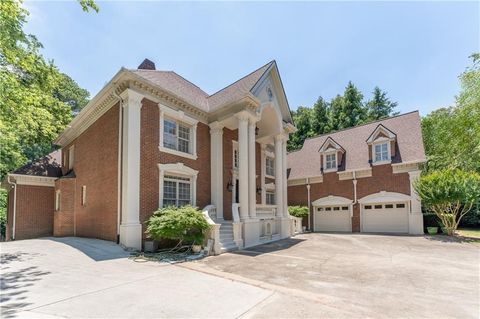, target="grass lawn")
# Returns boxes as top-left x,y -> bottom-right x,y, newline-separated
456,228 -> 480,239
